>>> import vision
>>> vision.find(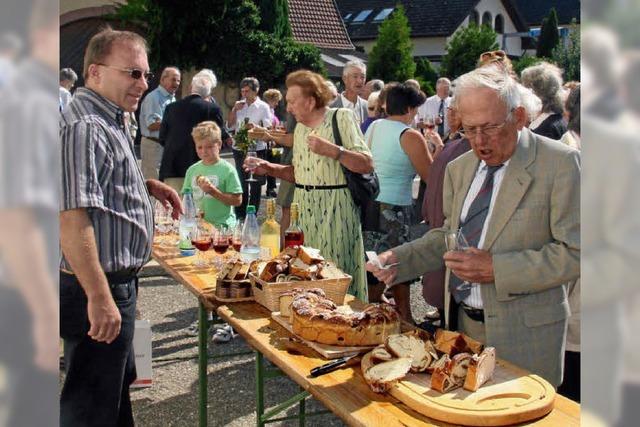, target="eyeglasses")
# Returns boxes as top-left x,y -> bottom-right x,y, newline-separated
462,113 -> 512,139
97,64 -> 154,81
480,50 -> 506,62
